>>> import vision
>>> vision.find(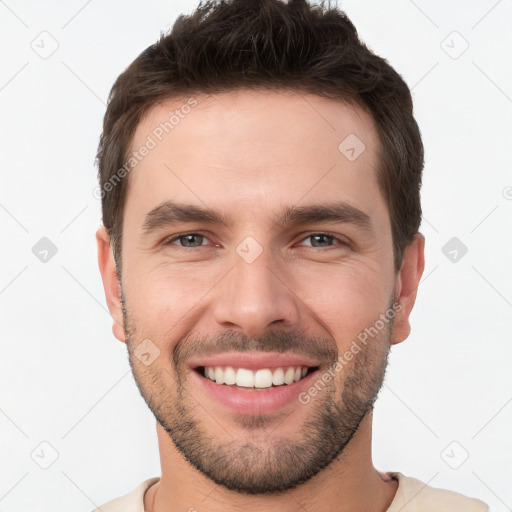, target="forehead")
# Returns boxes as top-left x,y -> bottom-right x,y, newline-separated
124,89 -> 385,229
